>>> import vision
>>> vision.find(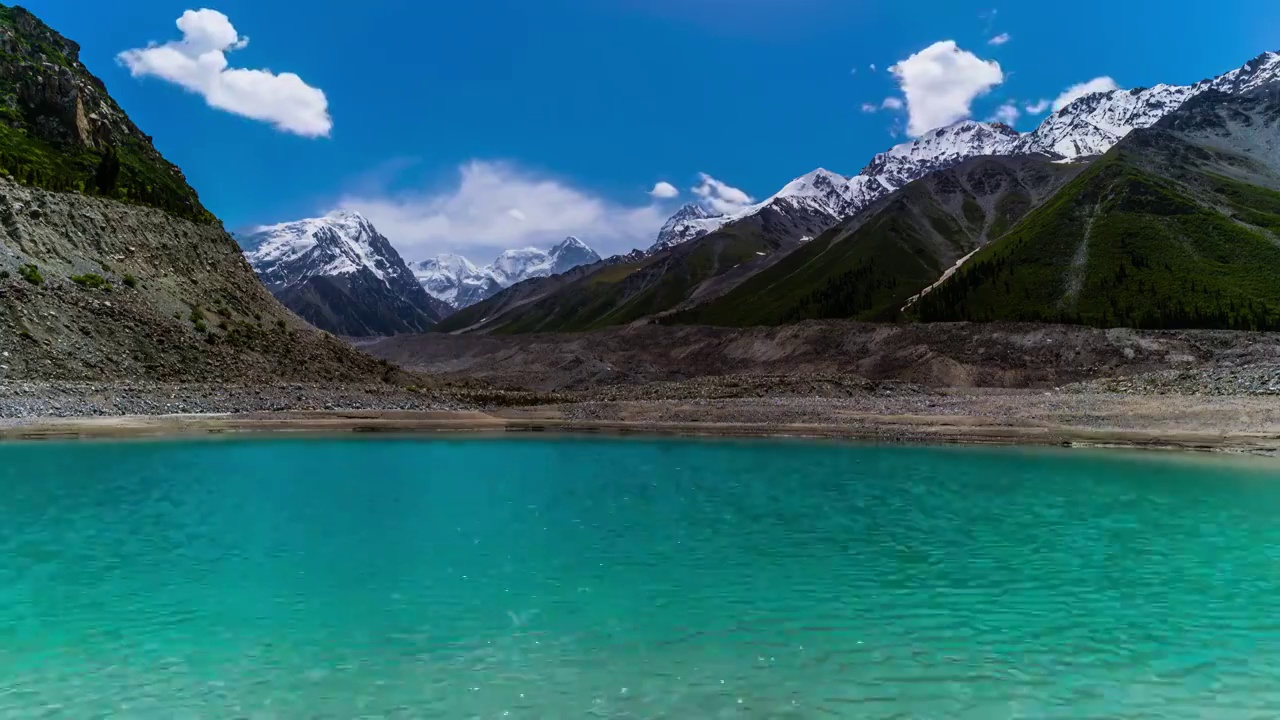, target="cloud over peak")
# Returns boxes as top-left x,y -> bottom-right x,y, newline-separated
692,173 -> 754,215
1053,77 -> 1119,111
649,181 -> 680,199
118,9 -> 332,138
889,41 -> 1004,137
